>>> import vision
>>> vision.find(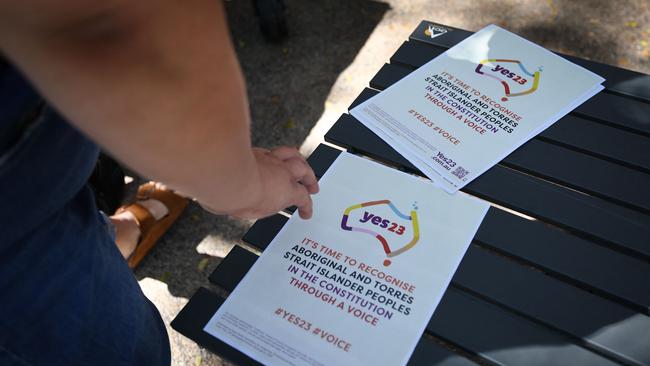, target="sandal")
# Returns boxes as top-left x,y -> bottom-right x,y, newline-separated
116,182 -> 188,269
